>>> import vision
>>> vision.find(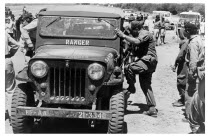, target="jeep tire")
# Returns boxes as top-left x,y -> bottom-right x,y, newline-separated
11,83 -> 35,133
108,91 -> 125,133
